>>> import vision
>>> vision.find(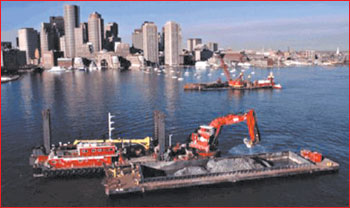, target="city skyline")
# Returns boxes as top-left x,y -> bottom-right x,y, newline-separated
1,1 -> 349,51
